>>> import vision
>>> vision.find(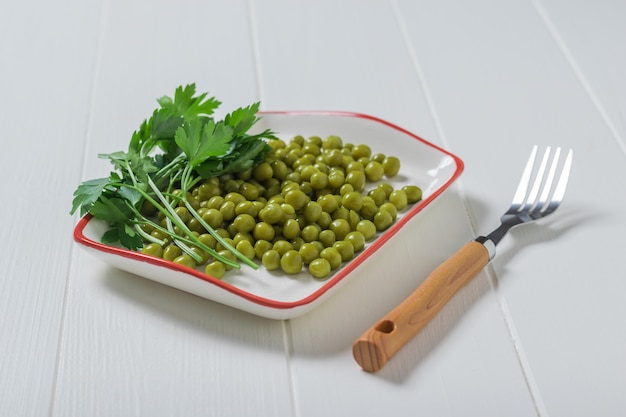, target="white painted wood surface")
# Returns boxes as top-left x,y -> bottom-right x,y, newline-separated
1,0 -> 624,416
